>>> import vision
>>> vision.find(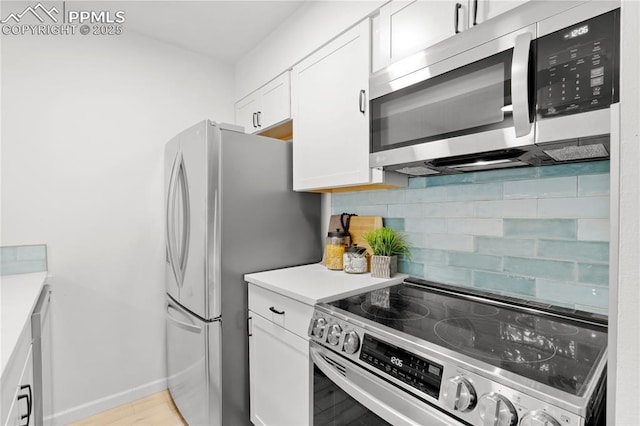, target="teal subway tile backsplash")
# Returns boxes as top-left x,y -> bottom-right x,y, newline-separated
578,174 -> 610,196
424,265 -> 472,286
473,167 -> 538,183
0,244 -> 47,275
331,162 -> 611,314
474,199 -> 538,218
577,219 -> 609,242
578,263 -> 609,285
504,219 -> 577,240
473,271 -> 536,297
445,182 -> 502,201
538,196 -> 609,218
504,177 -> 576,199
424,202 -> 474,217
504,257 -> 575,281
383,218 -> 404,230
448,252 -> 502,271
537,240 -> 609,263
475,237 -> 536,257
447,218 -> 502,236
536,279 -> 608,310
537,160 -> 610,177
